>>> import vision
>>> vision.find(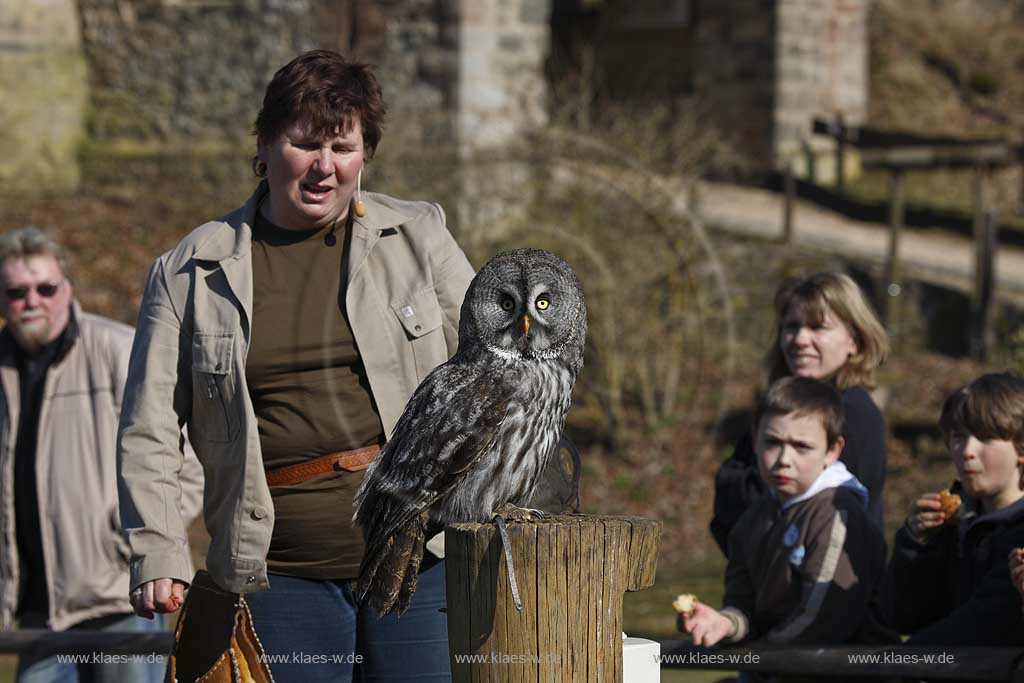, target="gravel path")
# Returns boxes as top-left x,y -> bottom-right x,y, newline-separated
696,180 -> 1024,305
